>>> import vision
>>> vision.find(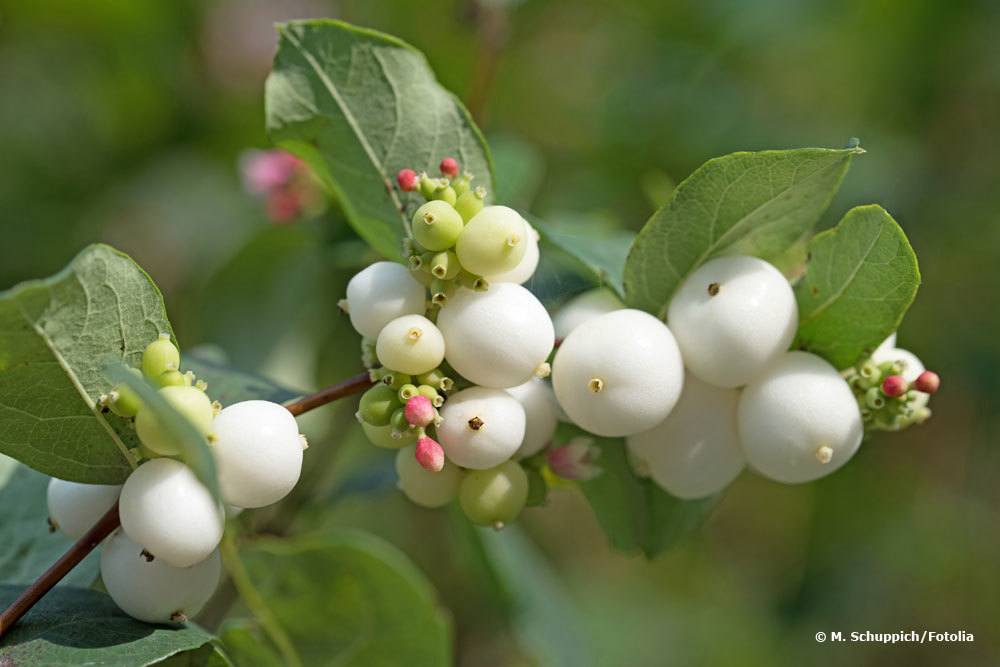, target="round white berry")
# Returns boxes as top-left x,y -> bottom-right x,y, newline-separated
46,479 -> 121,540
212,400 -> 303,509
874,332 -> 897,356
487,223 -> 540,285
437,387 -> 526,469
506,378 -> 558,458
100,531 -> 220,624
119,458 -> 223,568
552,288 -> 624,340
667,255 -> 797,388
552,309 -> 683,437
871,345 -> 929,408
437,283 -> 554,388
626,373 -> 744,499
375,314 -> 445,376
344,261 -> 426,338
395,445 -> 462,508
738,351 -> 863,484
